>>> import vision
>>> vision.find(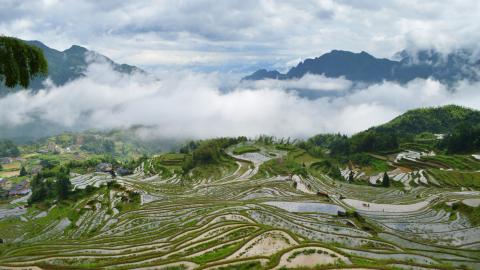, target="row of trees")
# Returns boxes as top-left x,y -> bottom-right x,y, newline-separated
181,137 -> 247,173
299,131 -> 399,161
